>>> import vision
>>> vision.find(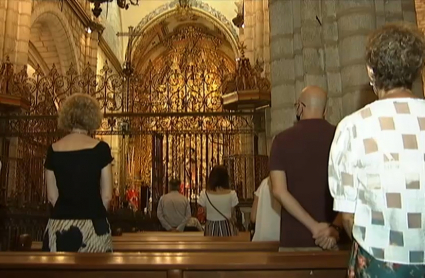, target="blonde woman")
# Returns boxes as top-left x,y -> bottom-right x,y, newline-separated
42,94 -> 113,252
